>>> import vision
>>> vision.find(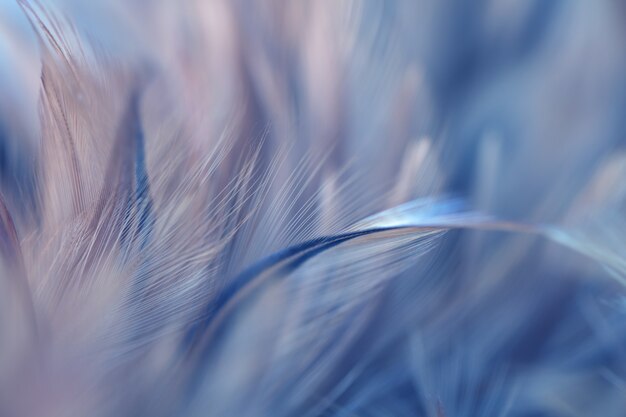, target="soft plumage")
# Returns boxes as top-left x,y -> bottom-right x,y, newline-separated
0,1 -> 626,416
